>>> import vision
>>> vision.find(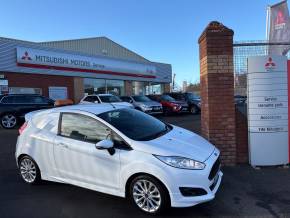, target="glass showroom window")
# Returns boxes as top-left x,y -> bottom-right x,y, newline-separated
9,87 -> 42,95
84,78 -> 106,95
106,80 -> 124,96
132,81 -> 150,95
145,83 -> 163,95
